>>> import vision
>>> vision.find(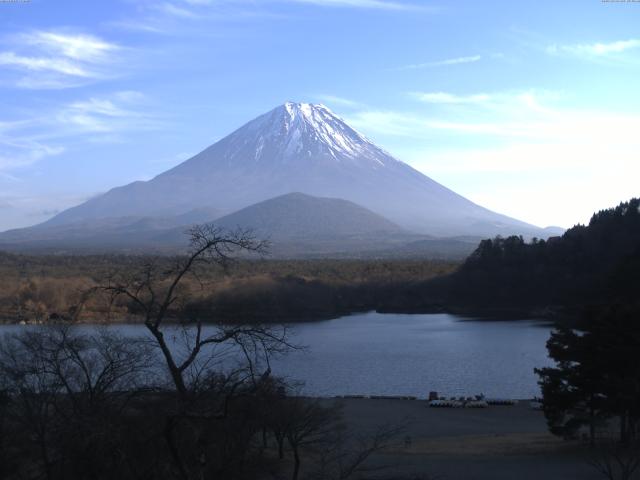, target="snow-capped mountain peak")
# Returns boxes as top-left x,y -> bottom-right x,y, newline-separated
38,101 -> 544,239
236,101 -> 386,165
